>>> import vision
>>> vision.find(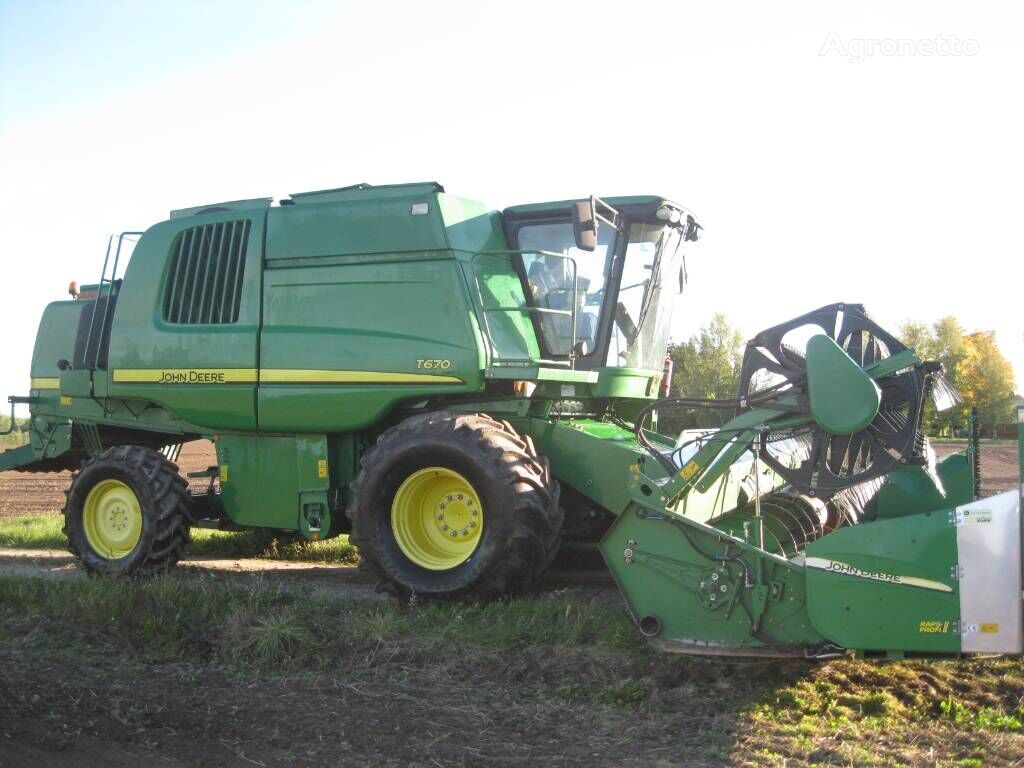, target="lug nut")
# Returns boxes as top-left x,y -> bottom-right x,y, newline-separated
468,521 -> 476,528
436,513 -> 444,520
449,531 -> 458,538
441,524 -> 449,531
